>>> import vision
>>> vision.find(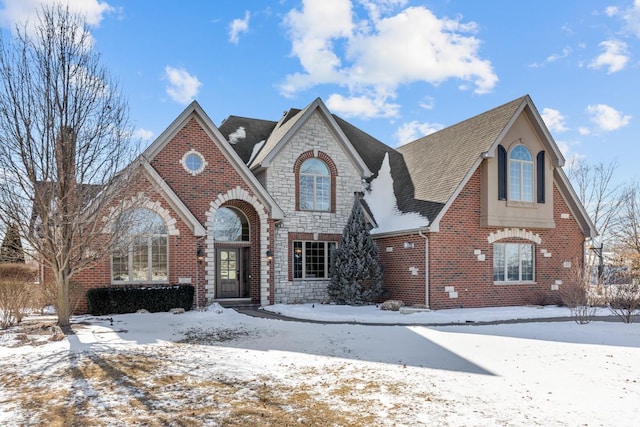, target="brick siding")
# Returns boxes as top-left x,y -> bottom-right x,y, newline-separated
377,167 -> 585,309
